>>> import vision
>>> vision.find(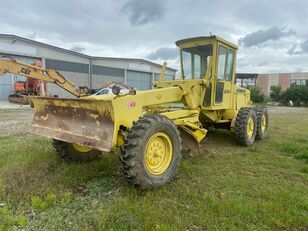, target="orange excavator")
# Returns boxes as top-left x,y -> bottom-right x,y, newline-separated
0,58 -> 89,105
8,60 -> 48,104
